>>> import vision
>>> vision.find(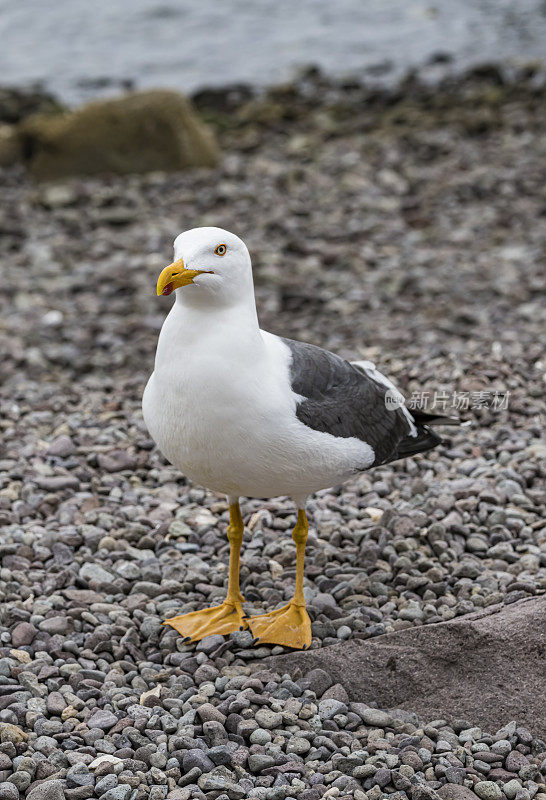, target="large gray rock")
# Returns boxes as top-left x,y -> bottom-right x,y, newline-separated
267,596 -> 546,737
